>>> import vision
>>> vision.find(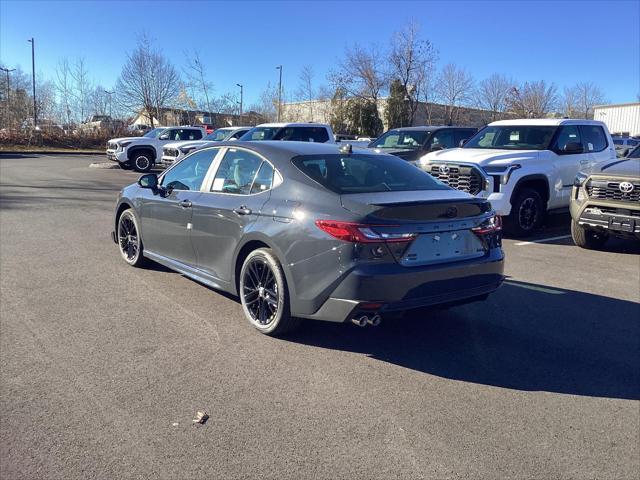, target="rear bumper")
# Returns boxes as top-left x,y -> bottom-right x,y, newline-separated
297,249 -> 505,322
